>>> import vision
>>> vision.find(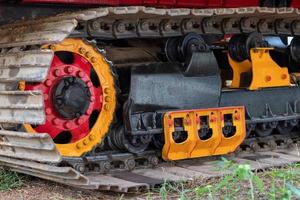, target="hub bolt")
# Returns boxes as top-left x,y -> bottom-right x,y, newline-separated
86,109 -> 92,115
65,66 -> 74,74
64,122 -> 72,129
54,69 -> 61,77
77,71 -> 85,78
90,96 -> 95,102
76,118 -> 83,125
52,118 -> 60,125
87,81 -> 93,88
46,108 -> 52,115
45,79 -> 52,87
